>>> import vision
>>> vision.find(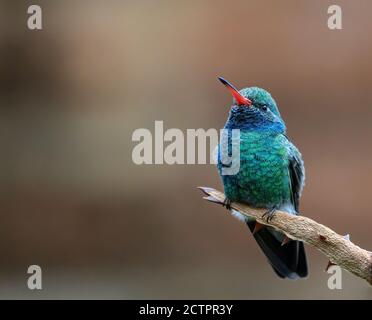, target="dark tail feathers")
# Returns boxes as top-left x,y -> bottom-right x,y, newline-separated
247,221 -> 308,279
